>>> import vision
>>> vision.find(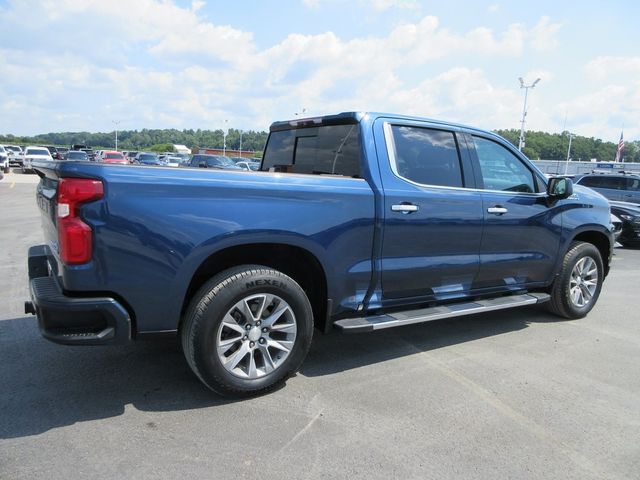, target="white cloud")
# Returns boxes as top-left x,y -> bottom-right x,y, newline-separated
0,0 -> 634,143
